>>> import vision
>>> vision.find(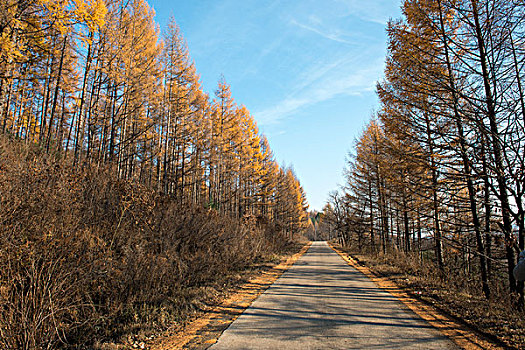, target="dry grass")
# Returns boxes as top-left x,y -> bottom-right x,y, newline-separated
0,136 -> 294,349
336,243 -> 525,349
